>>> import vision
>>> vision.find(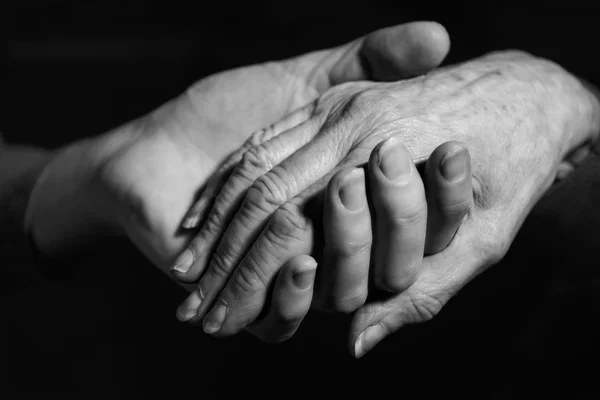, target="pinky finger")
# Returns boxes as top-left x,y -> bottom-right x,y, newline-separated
181,160 -> 236,229
246,255 -> 317,343
181,133 -> 258,229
